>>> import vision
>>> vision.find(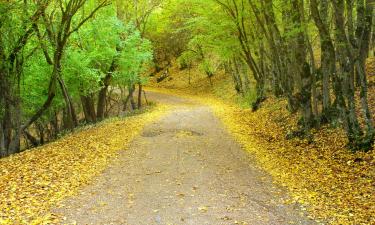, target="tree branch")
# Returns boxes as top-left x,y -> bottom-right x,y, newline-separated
68,0 -> 111,37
